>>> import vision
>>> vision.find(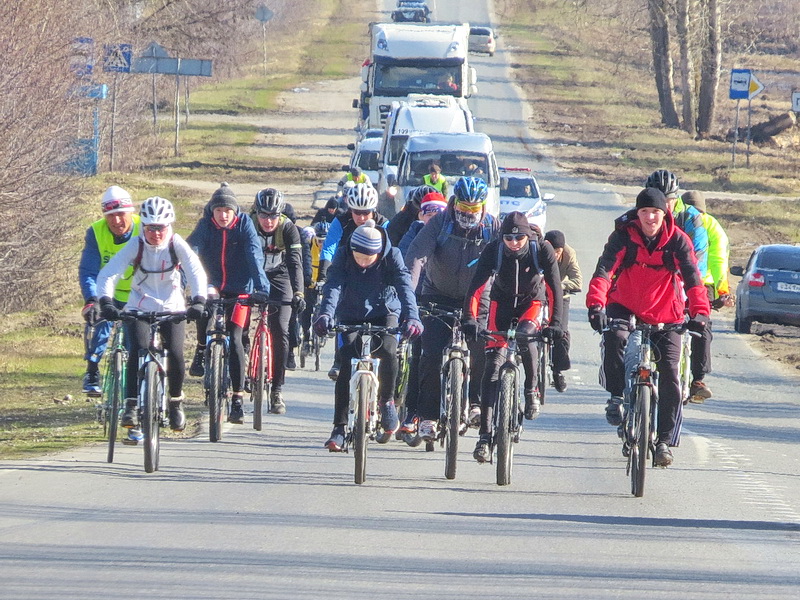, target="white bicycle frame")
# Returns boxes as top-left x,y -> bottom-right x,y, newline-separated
347,356 -> 381,439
